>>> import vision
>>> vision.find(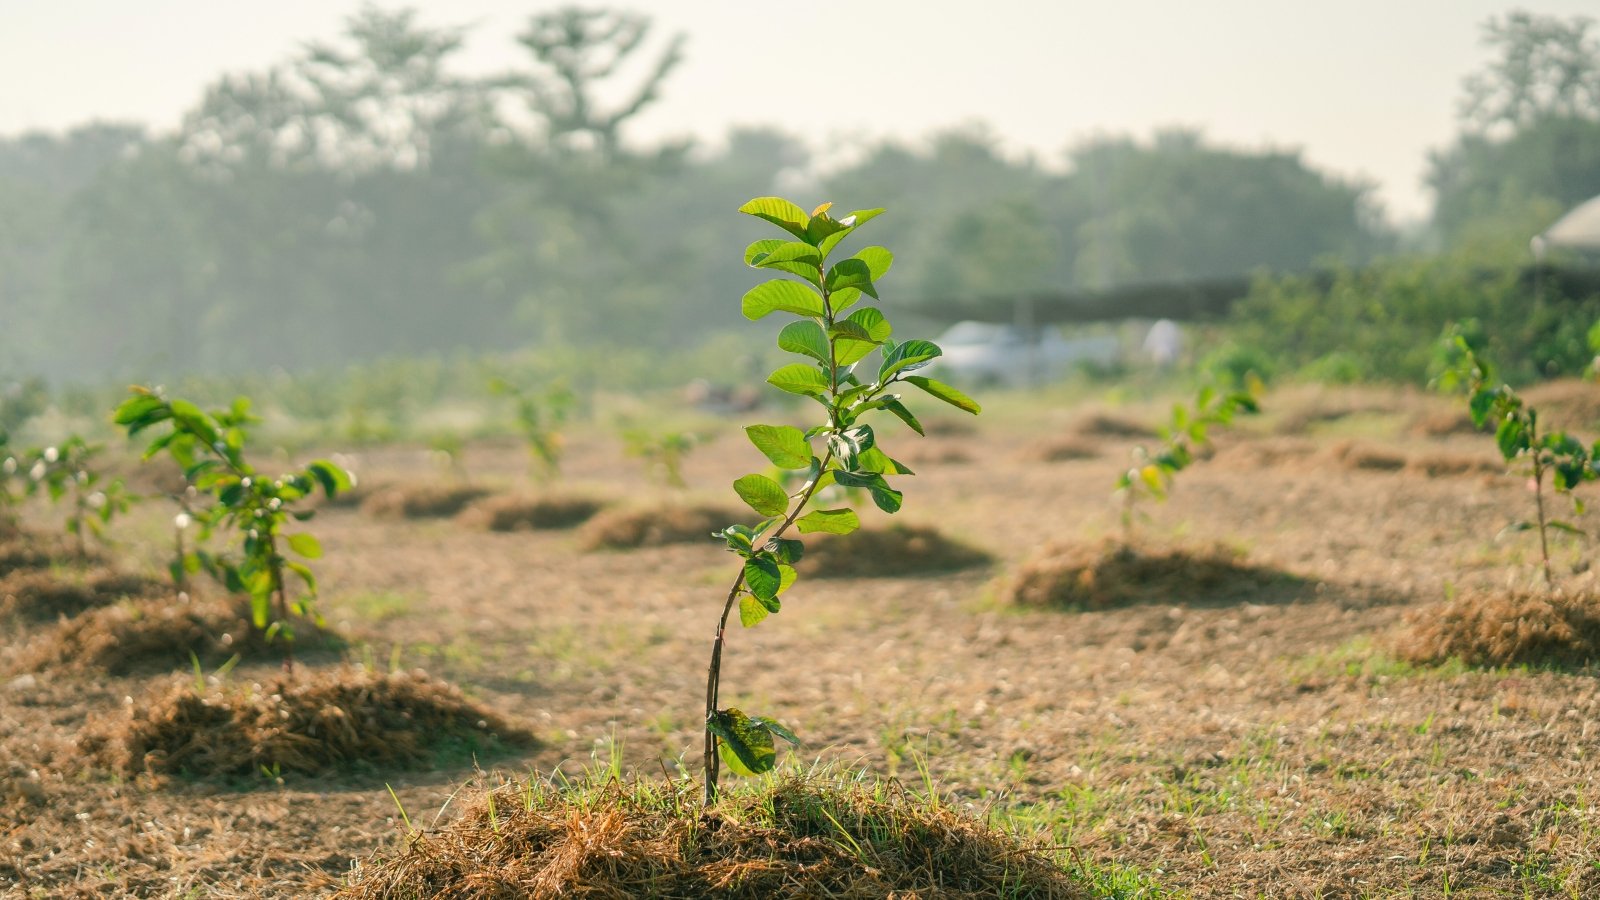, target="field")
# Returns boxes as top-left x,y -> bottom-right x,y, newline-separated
4,382 -> 1600,898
